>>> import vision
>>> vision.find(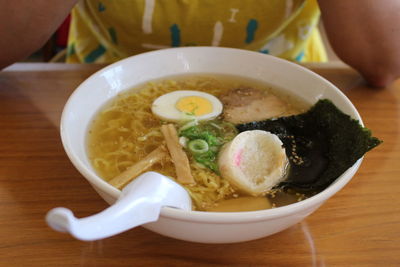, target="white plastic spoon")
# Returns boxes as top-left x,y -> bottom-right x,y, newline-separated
46,172 -> 192,241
